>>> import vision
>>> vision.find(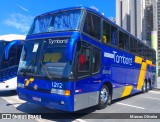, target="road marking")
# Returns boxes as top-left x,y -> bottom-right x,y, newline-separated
116,102 -> 145,109
1,95 -> 54,122
35,118 -> 54,122
145,97 -> 160,101
1,95 -> 25,107
72,119 -> 87,122
1,95 -> 86,122
149,91 -> 160,94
